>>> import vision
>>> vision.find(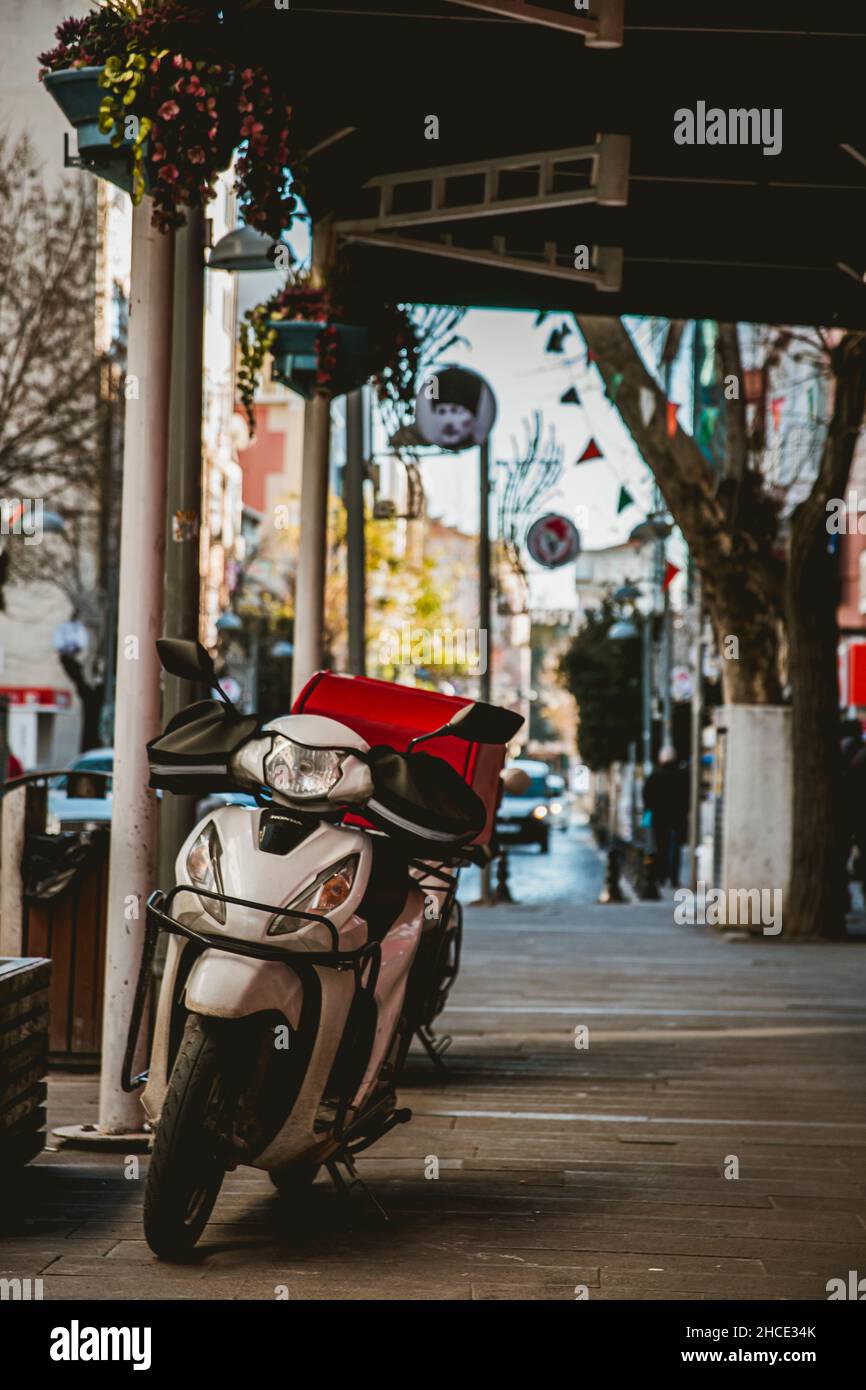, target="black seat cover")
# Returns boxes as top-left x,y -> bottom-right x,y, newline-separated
366,747 -> 486,842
